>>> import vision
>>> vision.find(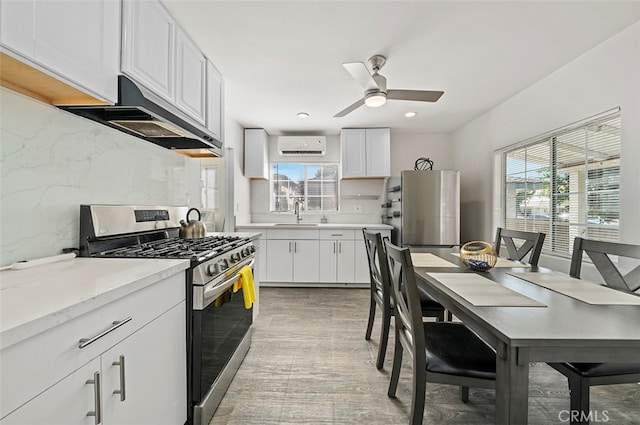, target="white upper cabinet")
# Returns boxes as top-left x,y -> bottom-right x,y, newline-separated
206,61 -> 224,141
341,129 -> 367,177
365,128 -> 391,177
121,0 -> 175,103
0,0 -> 120,103
122,0 -> 209,125
244,129 -> 269,179
340,128 -> 390,178
175,28 -> 206,124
